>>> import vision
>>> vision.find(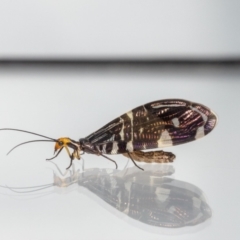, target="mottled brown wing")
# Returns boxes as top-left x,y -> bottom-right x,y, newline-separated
84,99 -> 217,155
